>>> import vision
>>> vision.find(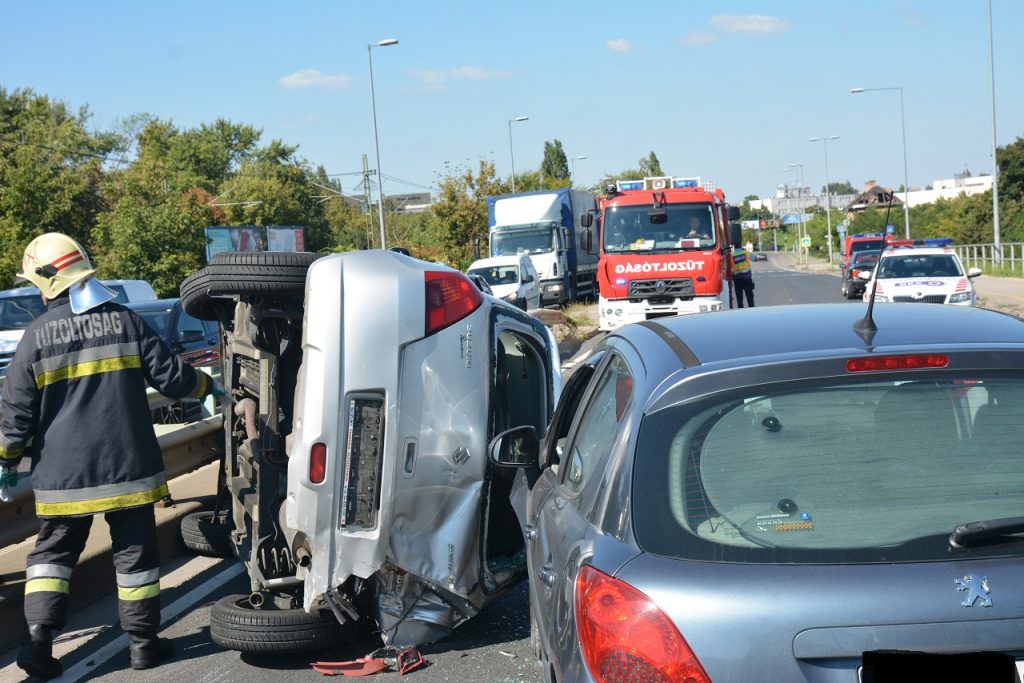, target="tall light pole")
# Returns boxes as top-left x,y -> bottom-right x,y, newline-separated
571,155 -> 587,187
810,135 -> 840,264
508,116 -> 528,193
790,163 -> 806,263
988,0 -> 1001,258
852,86 -> 911,238
368,38 -> 398,249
